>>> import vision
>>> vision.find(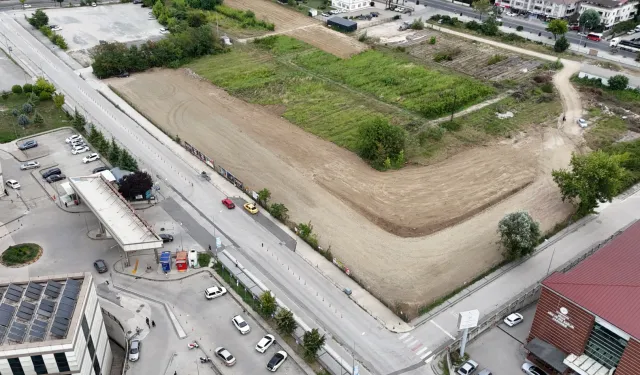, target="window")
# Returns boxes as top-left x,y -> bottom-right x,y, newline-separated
584,322 -> 628,368
82,316 -> 90,340
92,357 -> 101,375
8,357 -> 25,375
54,353 -> 71,372
31,355 -> 48,375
